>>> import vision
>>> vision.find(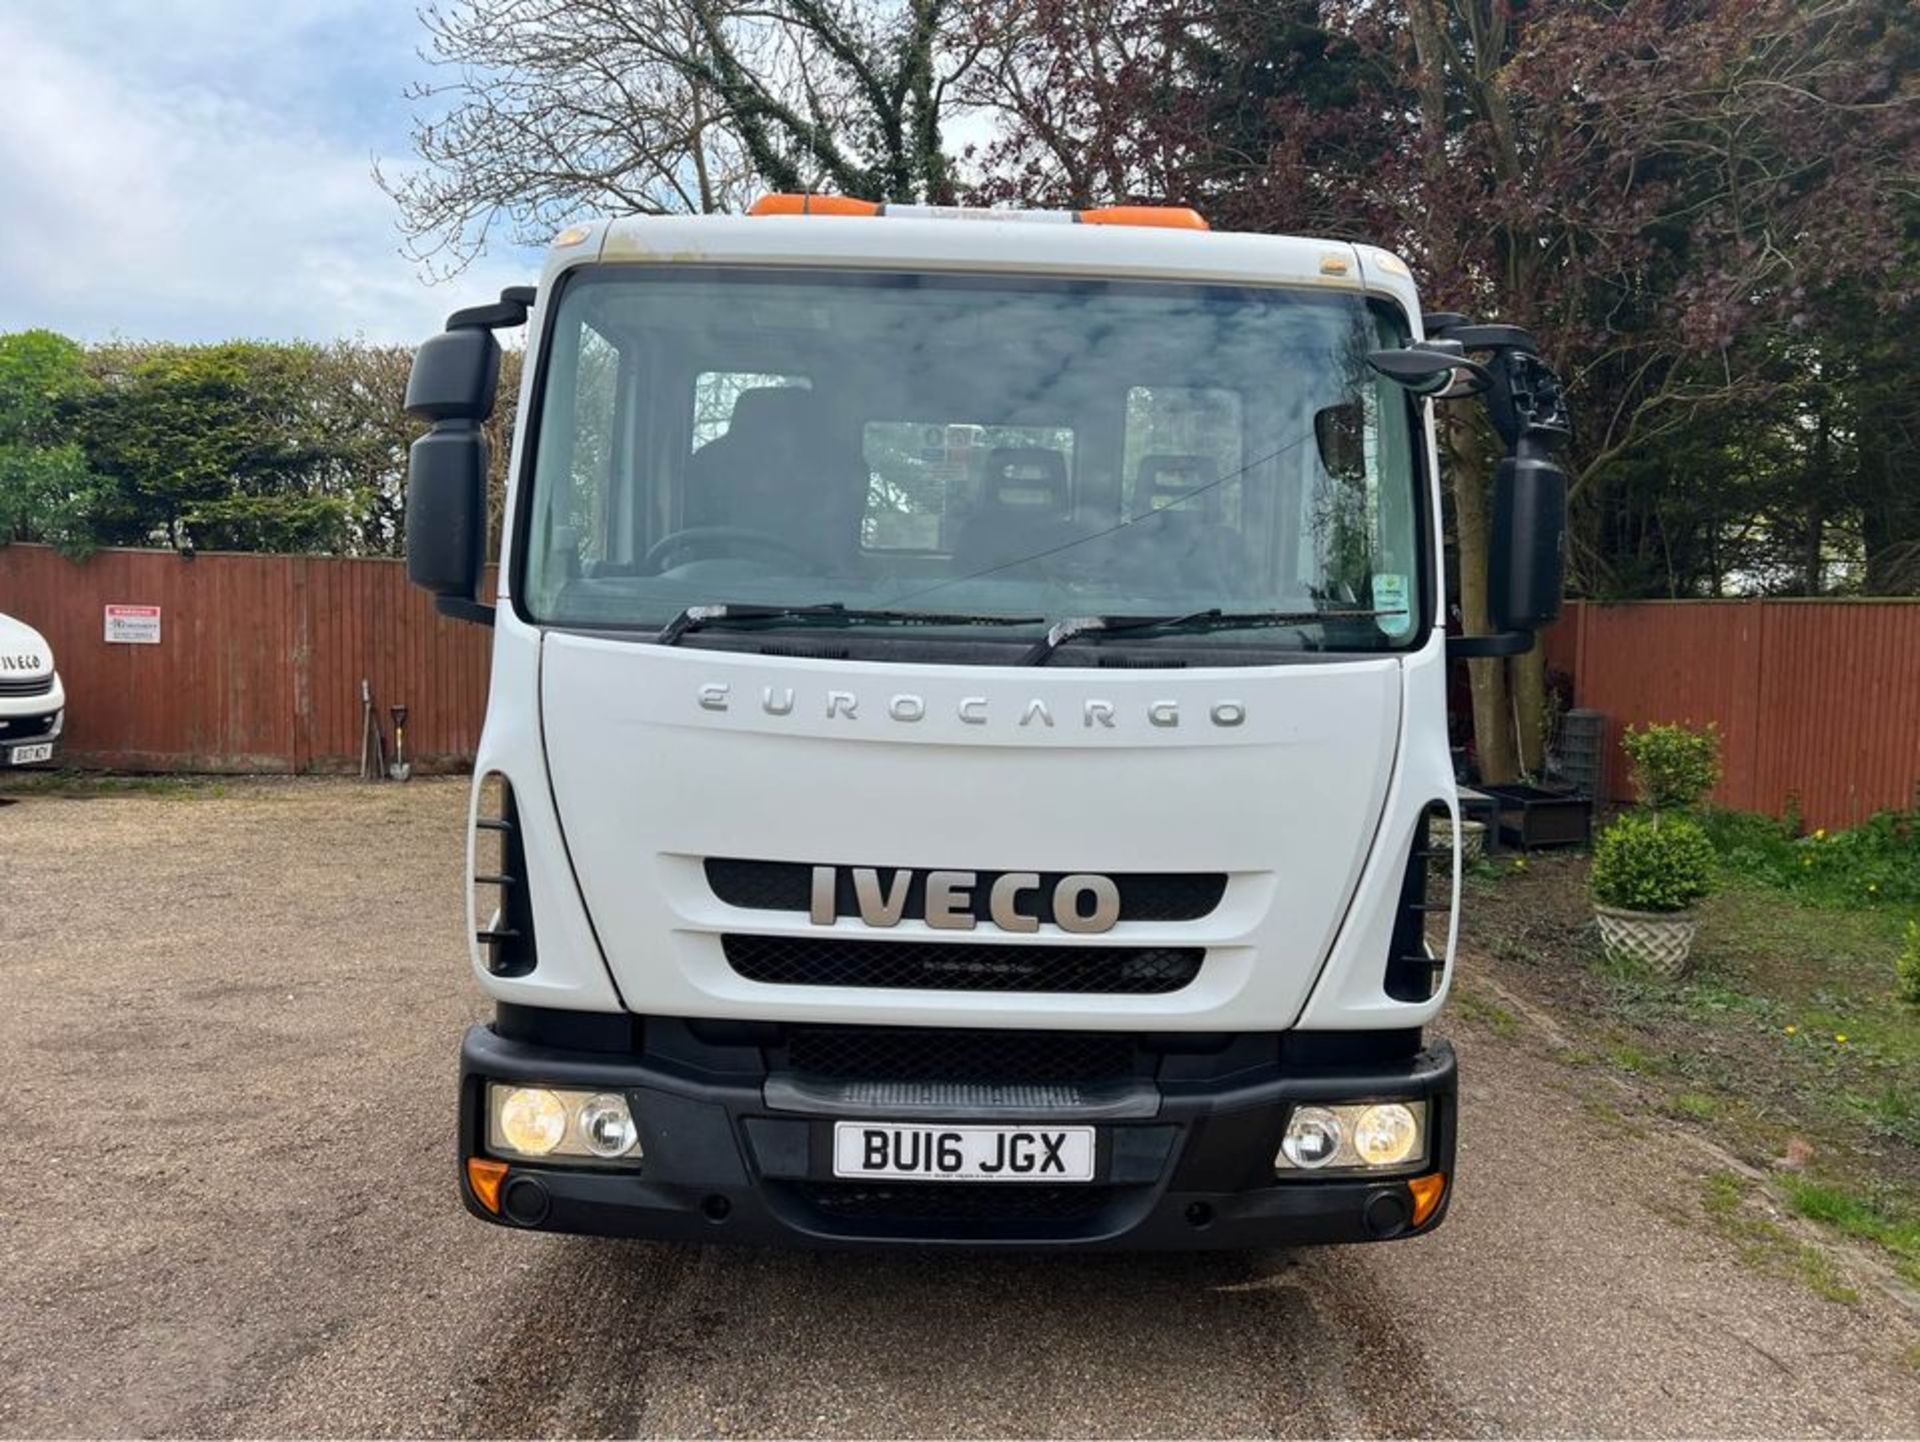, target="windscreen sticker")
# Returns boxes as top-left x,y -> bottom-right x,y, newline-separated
1373,573 -> 1412,636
